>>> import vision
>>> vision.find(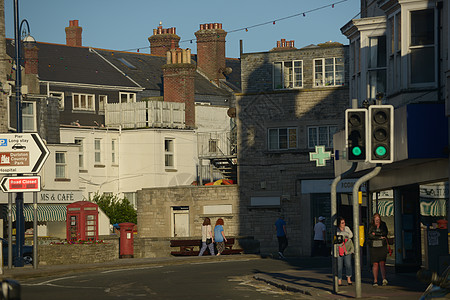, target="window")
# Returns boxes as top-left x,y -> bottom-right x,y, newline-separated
111,139 -> 117,164
22,101 -> 36,132
314,58 -> 344,87
268,128 -> 297,150
49,91 -> 64,110
74,138 -> 84,169
410,9 -> 435,84
273,60 -> 303,89
164,139 -> 174,168
388,13 -> 402,93
119,92 -> 136,103
308,126 -> 338,148
94,139 -> 102,164
367,36 -> 387,100
73,93 -> 95,111
208,139 -> 218,153
55,152 -> 66,179
98,95 -> 107,114
123,192 -> 137,209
